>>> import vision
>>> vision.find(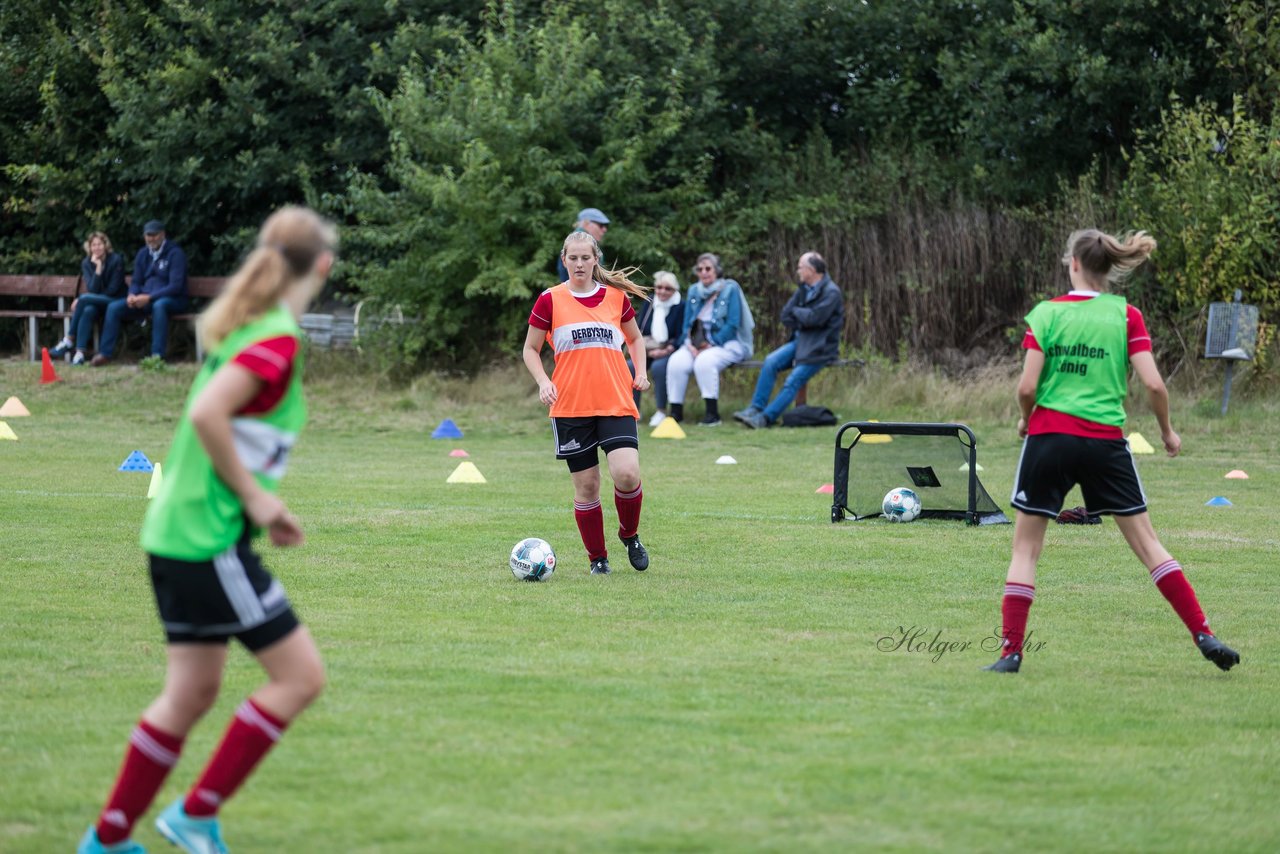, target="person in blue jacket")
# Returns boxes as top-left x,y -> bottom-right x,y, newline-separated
50,231 -> 126,365
663,253 -> 754,426
92,220 -> 190,365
